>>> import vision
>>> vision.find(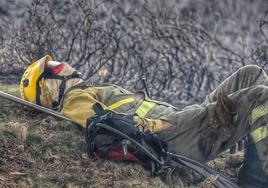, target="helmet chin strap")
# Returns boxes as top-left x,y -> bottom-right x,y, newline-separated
35,70 -> 82,110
